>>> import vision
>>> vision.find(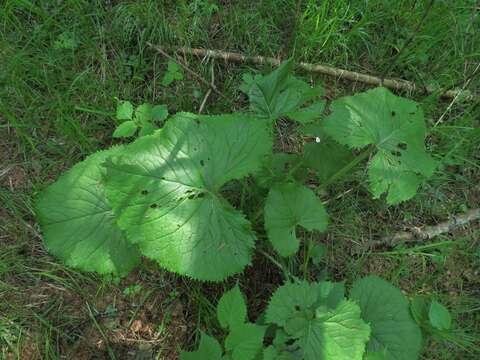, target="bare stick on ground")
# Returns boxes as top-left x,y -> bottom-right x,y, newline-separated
172,46 -> 470,100
378,208 -> 480,247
